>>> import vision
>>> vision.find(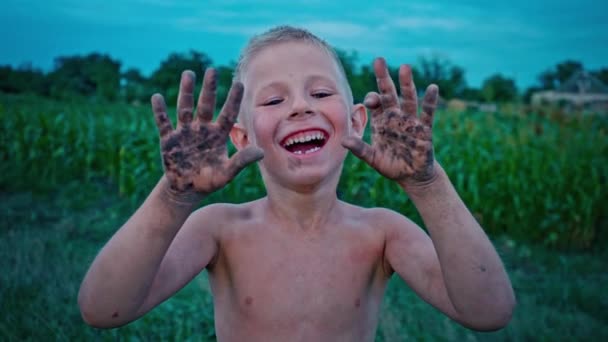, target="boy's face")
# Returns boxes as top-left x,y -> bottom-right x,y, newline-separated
231,41 -> 366,188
